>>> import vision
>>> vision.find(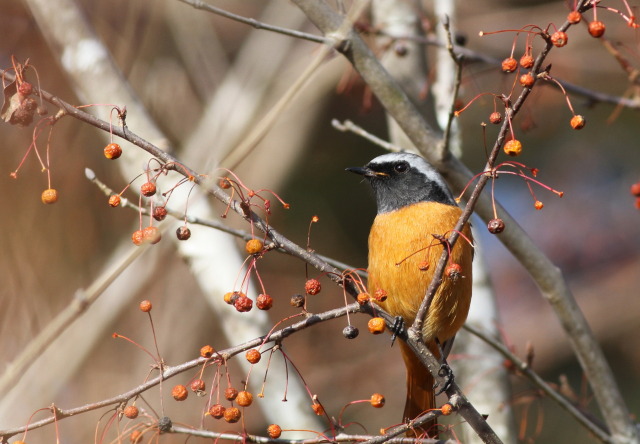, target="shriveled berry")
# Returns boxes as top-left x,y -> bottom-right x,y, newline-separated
504,139 -> 522,156
447,263 -> 463,280
108,194 -> 121,207
200,344 -> 214,358
124,405 -> 139,419
223,407 -> 241,423
534,200 -> 544,210
370,393 -> 385,408
343,325 -> 359,339
130,430 -> 142,443
440,403 -> 454,416
290,294 -> 305,308
256,294 -> 273,310
234,294 -> 253,312
158,416 -> 172,433
172,384 -> 188,401
190,379 -> 206,394
501,57 -> 518,73
104,143 -> 122,160
550,31 -> 568,47
139,300 -> 152,312
142,226 -> 161,244
224,387 -> 239,401
570,115 -> 586,130
209,404 -> 225,419
630,182 -> 640,197
519,54 -> 534,69
245,239 -> 263,254
311,403 -> 324,415
489,112 -> 502,124
140,182 -> 156,197
305,278 -> 321,295
246,349 -> 261,364
487,218 -> 505,234
519,72 -> 534,88
418,261 -> 430,271
41,188 -> 58,204
132,230 -> 145,246
567,11 -> 582,24
588,20 -> 605,38
153,206 -> 168,221
356,293 -> 370,305
18,81 -> 33,96
176,226 -> 191,241
367,317 -> 386,335
374,288 -> 388,302
236,390 -> 253,407
267,424 -> 282,439
219,177 -> 232,189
